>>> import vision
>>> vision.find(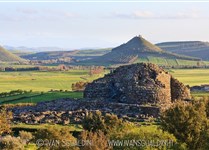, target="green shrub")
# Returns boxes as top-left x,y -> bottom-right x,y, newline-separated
82,111 -> 126,135
34,126 -> 79,150
0,135 -> 24,150
160,100 -> 209,150
0,108 -> 12,135
110,125 -> 177,150
79,130 -> 111,150
19,131 -> 33,144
